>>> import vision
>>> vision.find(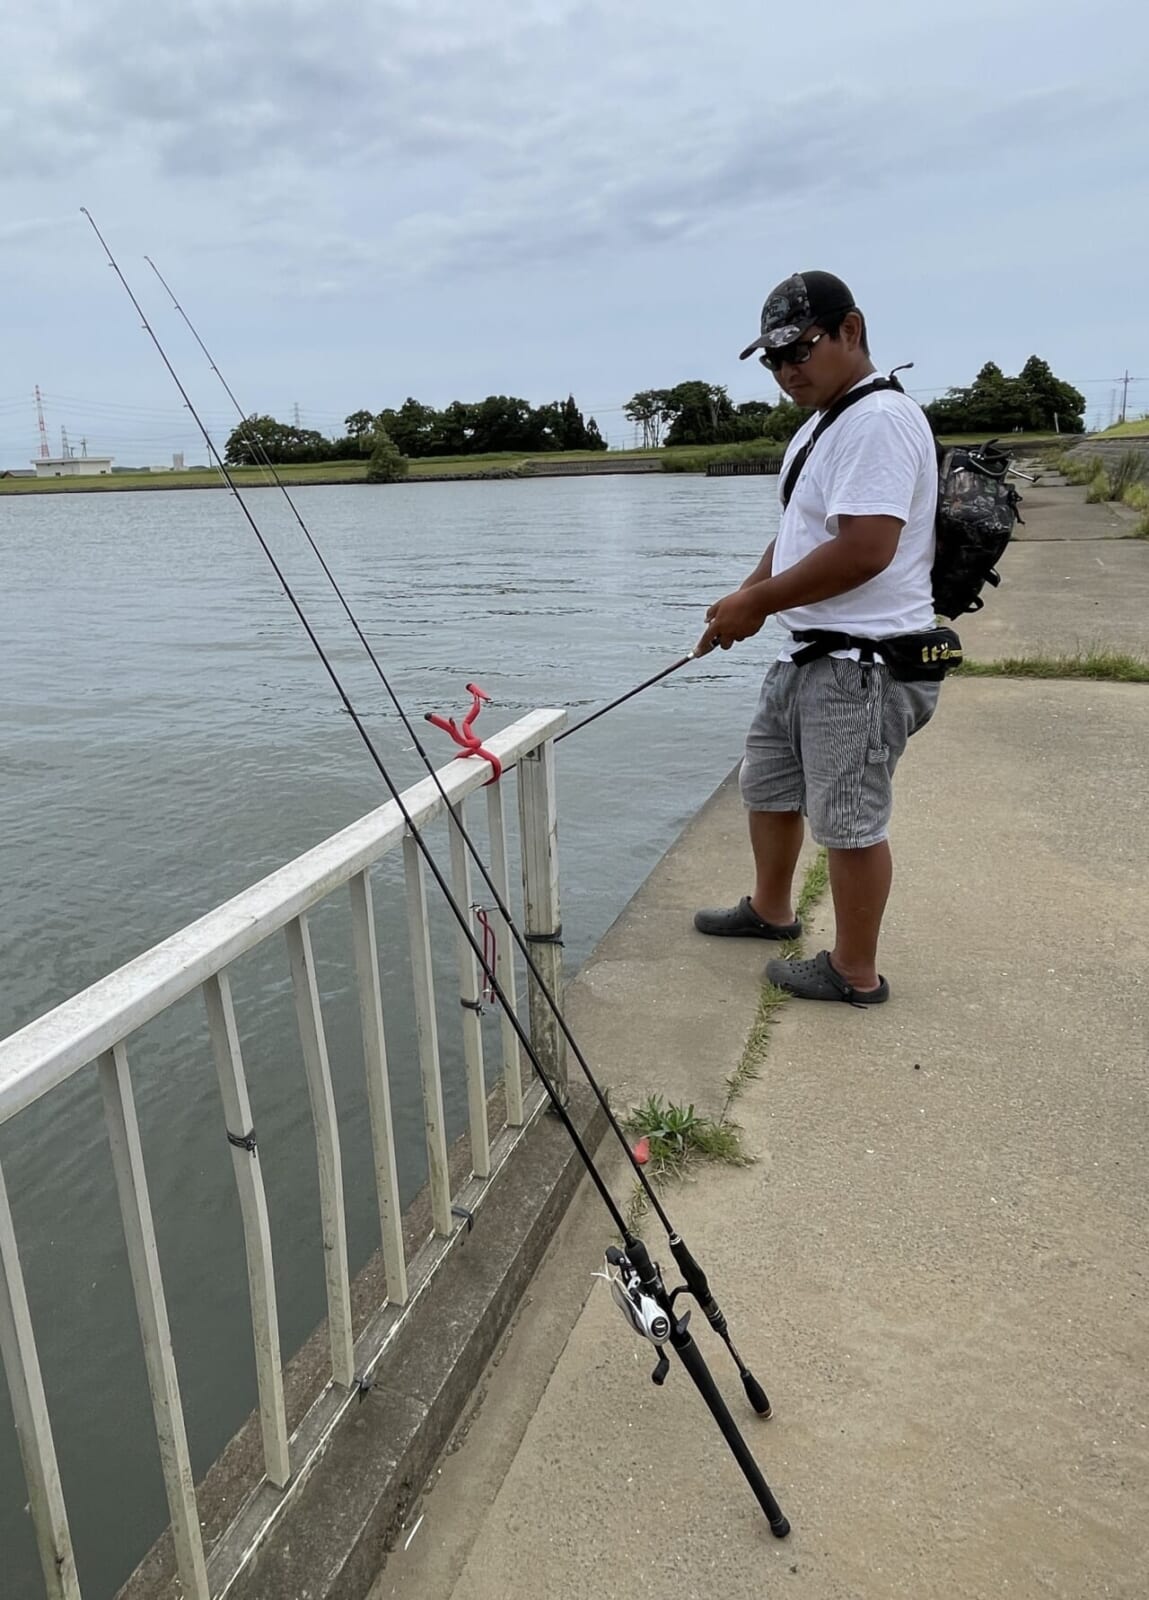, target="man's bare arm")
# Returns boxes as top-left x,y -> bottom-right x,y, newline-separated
739,539 -> 775,590
697,515 -> 903,653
